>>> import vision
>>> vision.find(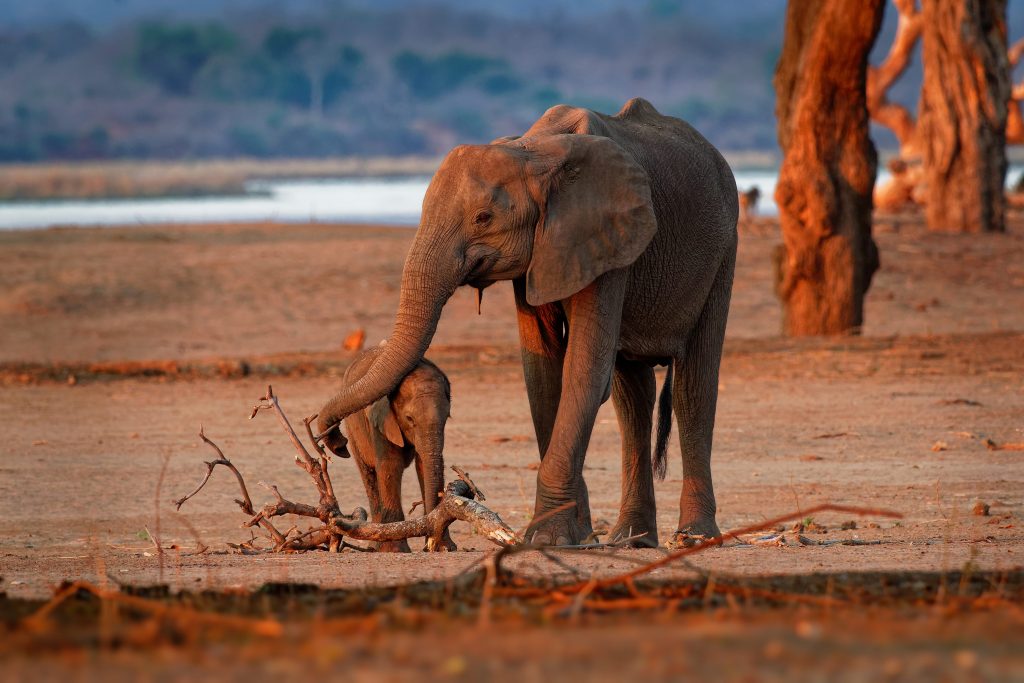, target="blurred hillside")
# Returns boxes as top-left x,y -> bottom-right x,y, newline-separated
1,1 -> 1021,162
